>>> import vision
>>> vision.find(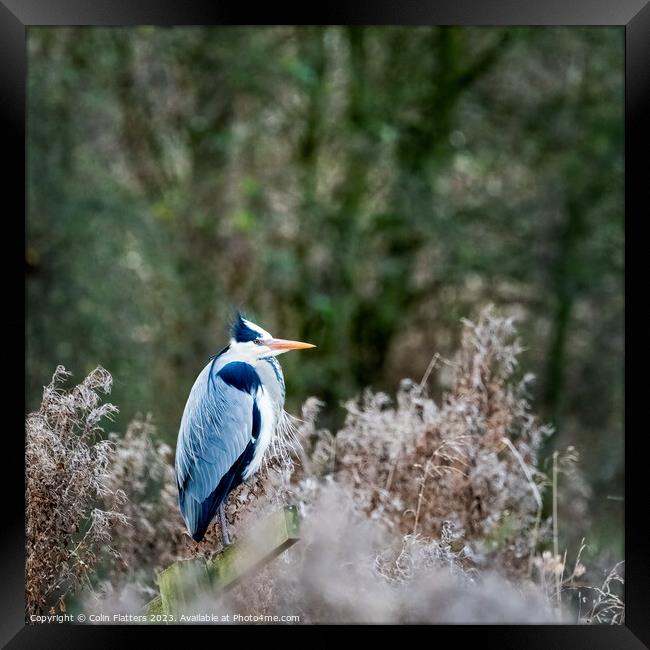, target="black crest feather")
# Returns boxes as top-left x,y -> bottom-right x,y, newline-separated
230,311 -> 260,343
